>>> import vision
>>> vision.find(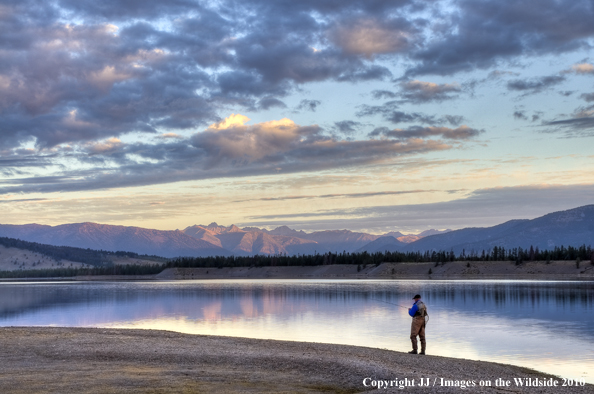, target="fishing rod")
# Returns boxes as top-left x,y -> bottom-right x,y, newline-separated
370,298 -> 409,309
371,297 -> 430,325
